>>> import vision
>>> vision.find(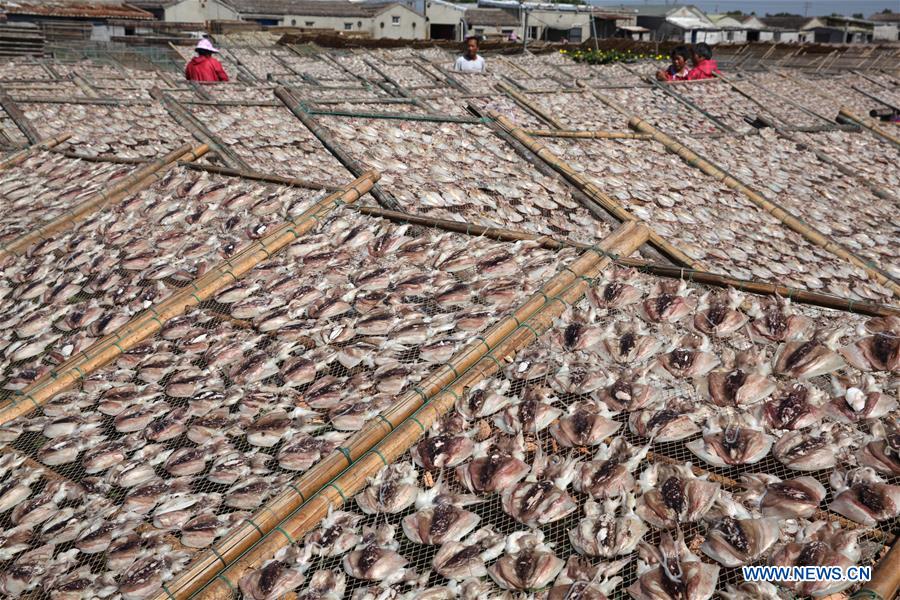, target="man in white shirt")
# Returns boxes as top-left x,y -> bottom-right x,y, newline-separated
454,36 -> 485,73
